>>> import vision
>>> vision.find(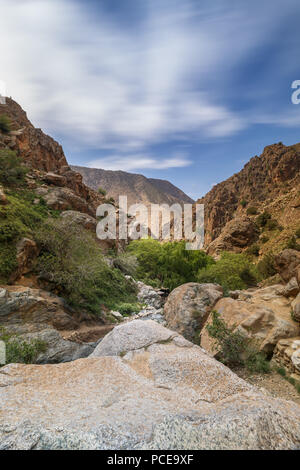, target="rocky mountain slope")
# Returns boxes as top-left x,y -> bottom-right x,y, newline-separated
197,142 -> 300,255
71,165 -> 194,208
